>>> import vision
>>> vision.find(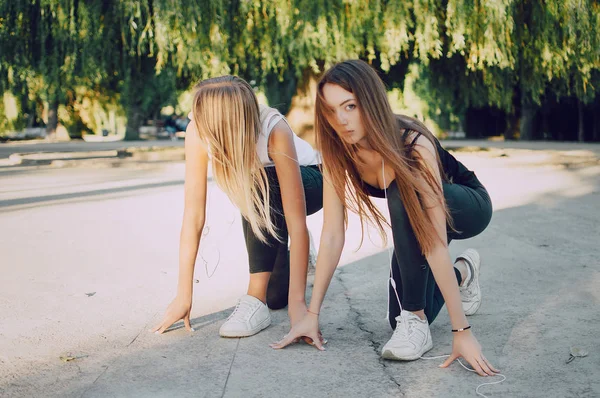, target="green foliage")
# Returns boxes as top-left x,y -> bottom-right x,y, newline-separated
0,0 -> 598,140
